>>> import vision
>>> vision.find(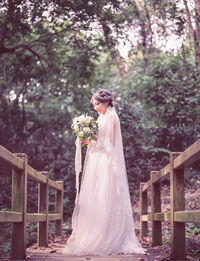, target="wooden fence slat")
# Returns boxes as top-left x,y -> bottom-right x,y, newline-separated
55,181 -> 64,238
27,165 -> 47,183
153,212 -> 171,221
140,183 -> 148,238
49,179 -> 63,190
140,214 -> 149,222
26,213 -> 46,222
150,171 -> 162,246
141,212 -> 171,222
38,172 -> 49,247
141,180 -> 150,192
0,211 -> 23,223
48,213 -> 62,221
159,164 -> 170,180
170,152 -> 185,260
0,145 -> 24,170
11,154 -> 27,260
174,210 -> 200,223
174,138 -> 200,169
